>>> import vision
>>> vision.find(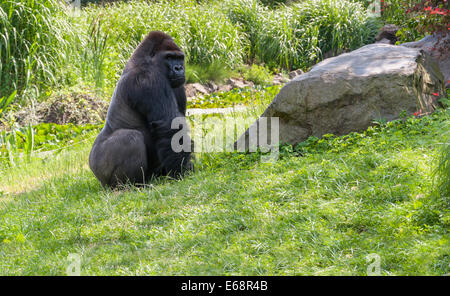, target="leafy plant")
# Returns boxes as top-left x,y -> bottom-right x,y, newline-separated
0,122 -> 102,166
0,0 -> 69,100
186,62 -> 233,84
255,0 -> 378,70
242,64 -> 274,85
381,0 -> 449,43
0,91 -> 17,119
187,85 -> 281,108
